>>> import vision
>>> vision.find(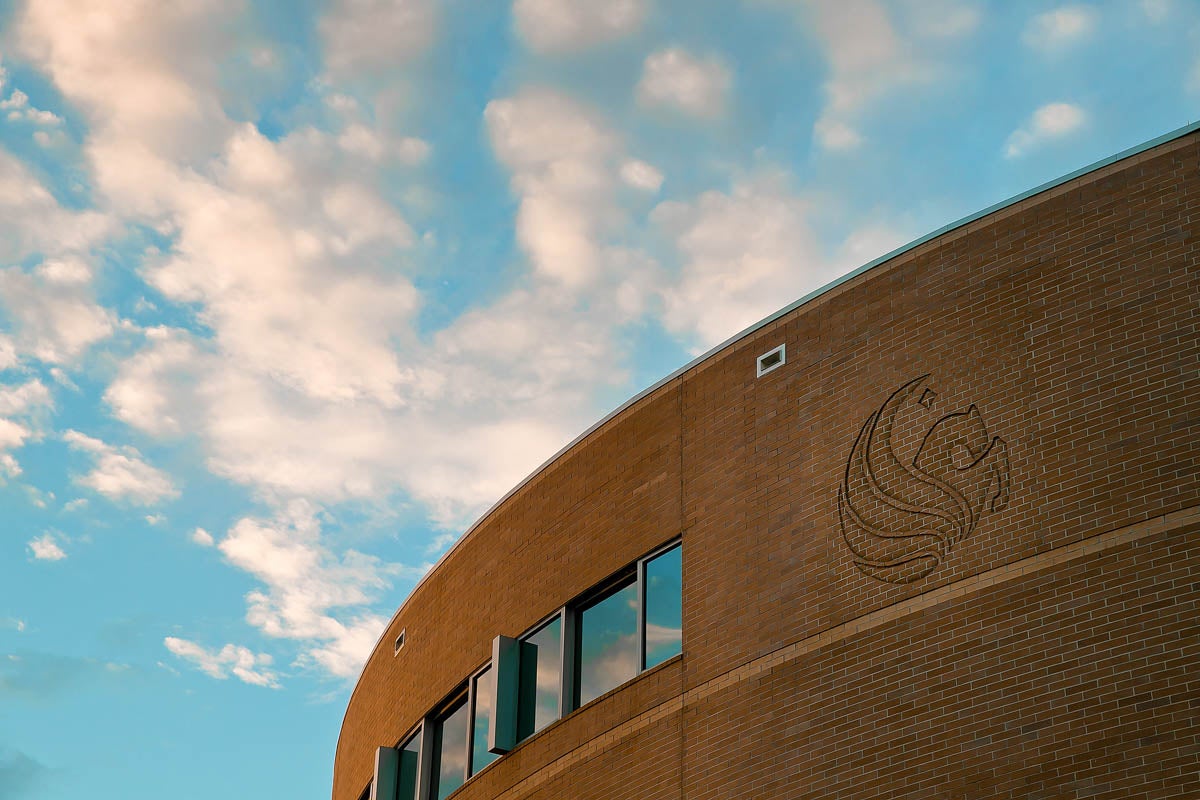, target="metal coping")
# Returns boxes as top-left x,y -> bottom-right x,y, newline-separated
339,119 -> 1200,719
